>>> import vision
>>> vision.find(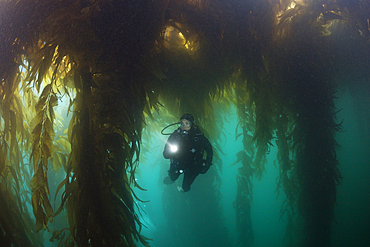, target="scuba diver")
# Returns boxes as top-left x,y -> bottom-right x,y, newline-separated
162,114 -> 213,192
